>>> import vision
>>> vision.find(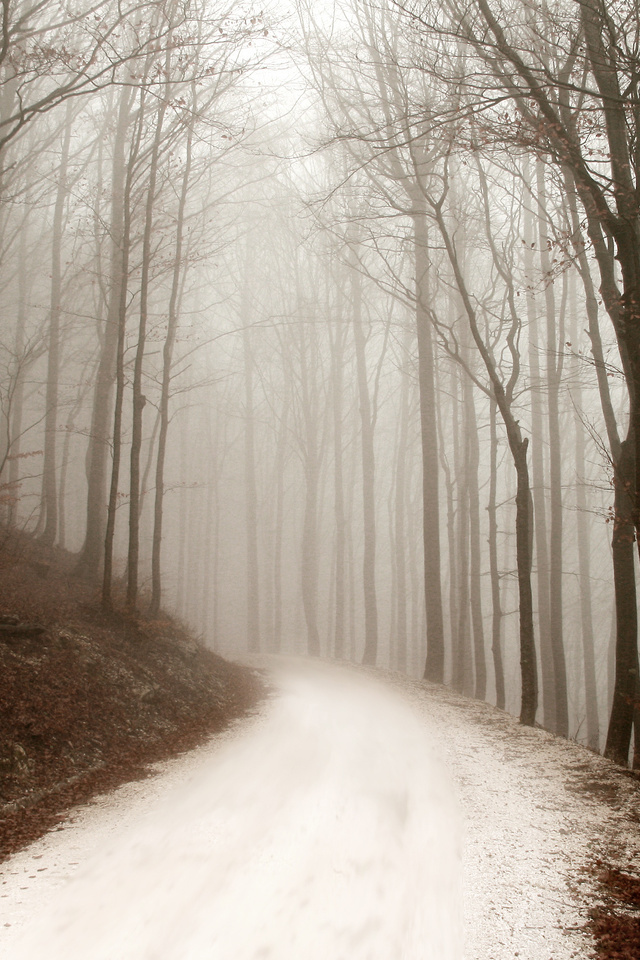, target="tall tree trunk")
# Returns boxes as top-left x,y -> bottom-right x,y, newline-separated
297,305 -> 321,657
273,396 -> 289,654
211,428 -> 222,650
412,202 -> 445,682
127,88 -> 168,609
58,368 -> 94,551
437,358 -> 457,684
453,367 -> 472,694
57,413 -> 74,551
175,414 -> 189,621
346,426 -> 357,660
330,306 -> 347,659
466,372 -> 486,700
408,465 -> 421,676
103,97 -> 143,610
608,605 -> 616,723
102,219 -> 130,610
564,168 -> 635,764
568,192 -> 636,763
488,396 -> 505,708
536,161 -> 569,737
243,314 -> 260,654
394,325 -> 411,673
301,441 -> 321,657
605,439 -> 639,765
204,407 -> 224,649
201,469 -> 214,642
7,220 -> 29,528
349,254 -> 378,666
513,437 -> 538,726
523,176 -> 555,730
77,86 -> 131,579
41,106 -> 73,546
149,101 -> 193,617
138,408 -> 160,520
387,478 -> 398,668
569,275 -> 600,751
